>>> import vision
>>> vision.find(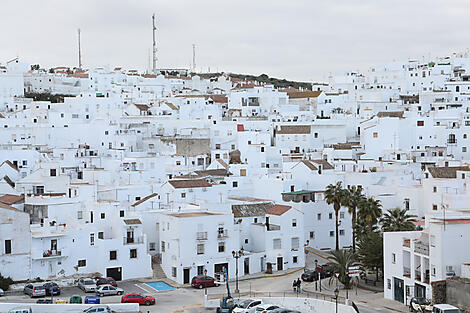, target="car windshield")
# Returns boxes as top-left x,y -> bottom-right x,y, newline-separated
238,300 -> 254,308
415,298 -> 427,305
34,286 -> 45,290
84,280 -> 94,285
445,310 -> 461,313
